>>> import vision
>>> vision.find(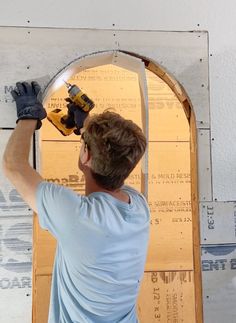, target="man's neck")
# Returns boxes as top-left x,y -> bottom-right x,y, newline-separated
84,172 -> 130,204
